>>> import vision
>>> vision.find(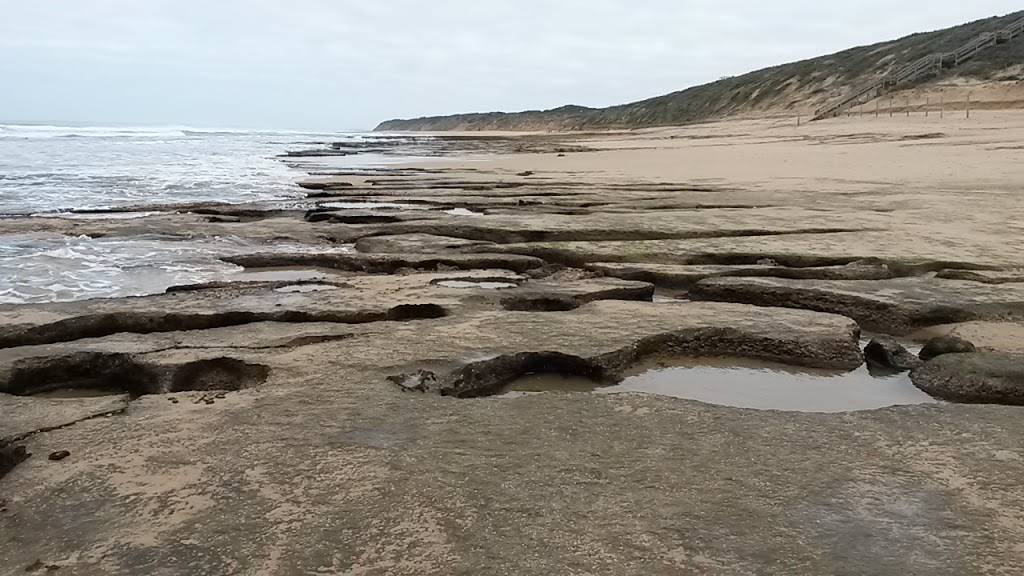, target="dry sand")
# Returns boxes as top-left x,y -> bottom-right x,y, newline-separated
380,110 -> 1024,268
398,109 -> 1024,192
